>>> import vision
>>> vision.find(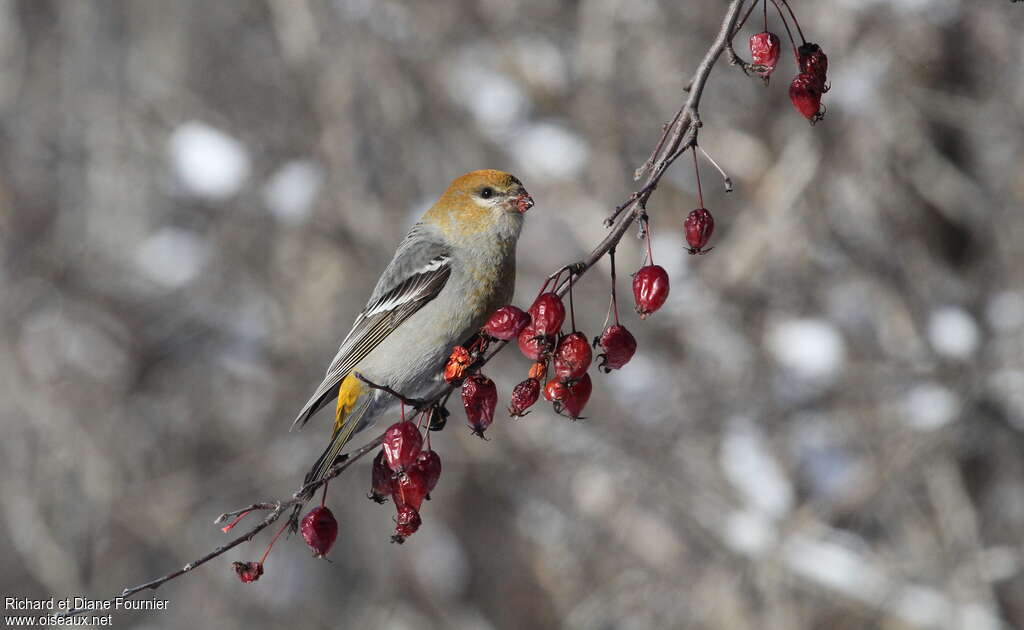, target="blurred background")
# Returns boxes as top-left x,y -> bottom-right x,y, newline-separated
2,1 -> 1024,628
